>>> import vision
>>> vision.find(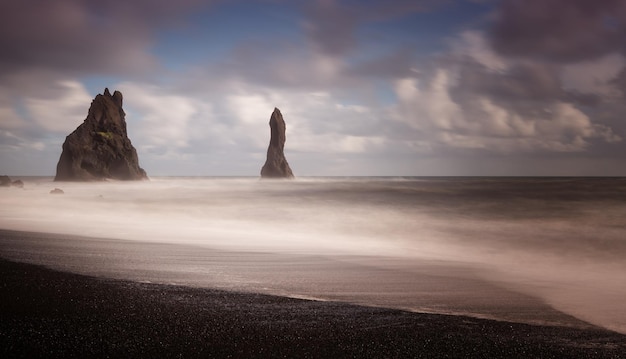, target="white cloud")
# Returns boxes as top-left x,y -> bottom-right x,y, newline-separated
107,79 -> 392,175
452,30 -> 508,72
0,130 -> 46,152
538,103 -> 621,148
312,53 -> 344,80
476,98 -> 535,137
0,105 -> 24,130
337,135 -> 385,153
288,132 -> 385,154
24,80 -> 92,133
228,94 -> 274,126
393,71 -> 462,132
335,103 -> 368,113
223,84 -> 387,155
227,93 -> 278,149
117,82 -> 203,152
